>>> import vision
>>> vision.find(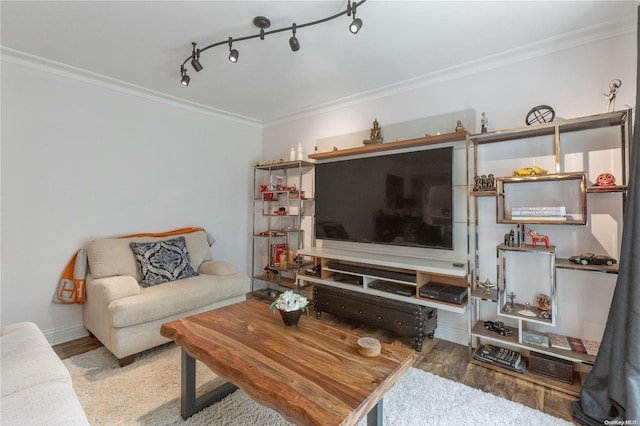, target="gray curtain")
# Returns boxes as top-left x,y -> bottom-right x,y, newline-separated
572,7 -> 640,424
